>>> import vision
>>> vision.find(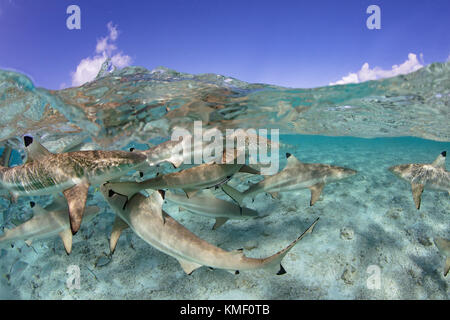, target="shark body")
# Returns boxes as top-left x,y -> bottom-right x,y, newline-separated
0,136 -> 147,234
389,151 -> 449,209
101,185 -> 318,275
165,189 -> 259,229
105,162 -> 258,200
0,197 -> 100,254
434,237 -> 450,277
221,153 -> 357,206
